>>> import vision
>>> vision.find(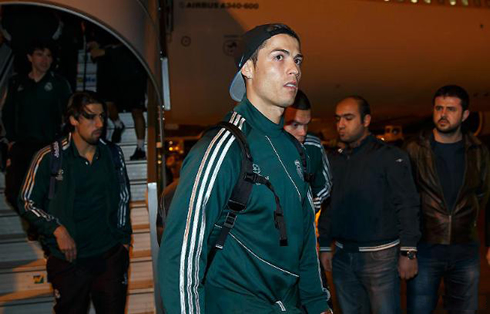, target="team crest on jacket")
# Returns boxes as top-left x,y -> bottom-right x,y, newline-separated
56,169 -> 64,181
295,160 -> 304,180
252,163 -> 261,174
44,82 -> 53,91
